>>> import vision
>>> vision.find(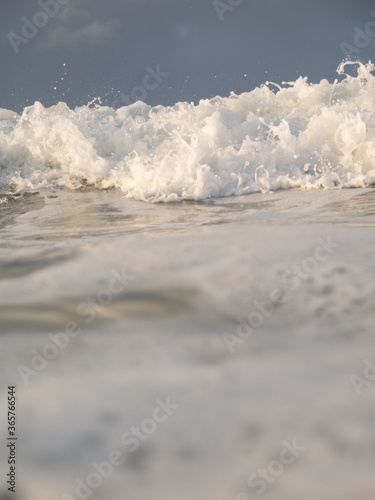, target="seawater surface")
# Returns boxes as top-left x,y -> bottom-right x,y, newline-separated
1,63 -> 375,500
